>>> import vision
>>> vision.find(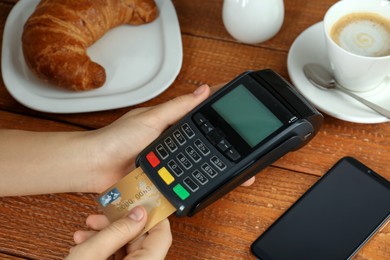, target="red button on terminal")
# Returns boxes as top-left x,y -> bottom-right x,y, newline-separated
146,151 -> 160,168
